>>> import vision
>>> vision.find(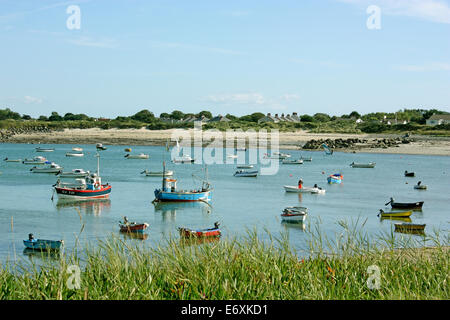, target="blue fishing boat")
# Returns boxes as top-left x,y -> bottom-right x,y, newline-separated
154,163 -> 212,202
327,173 -> 343,184
23,234 -> 63,251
